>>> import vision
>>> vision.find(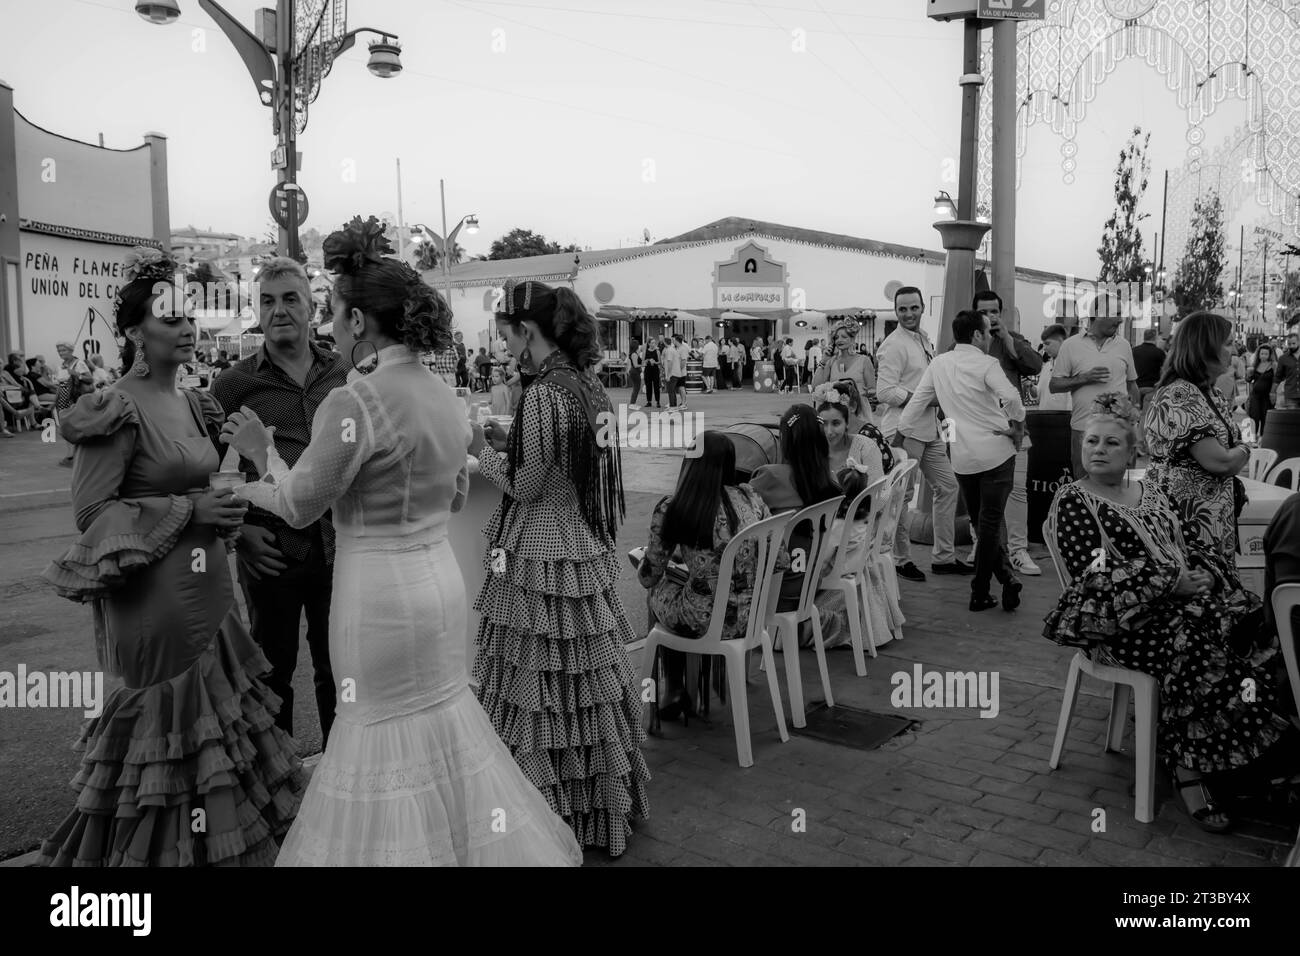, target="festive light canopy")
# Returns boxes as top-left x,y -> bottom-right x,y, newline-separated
293,0 -> 350,134
978,0 -> 1300,236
